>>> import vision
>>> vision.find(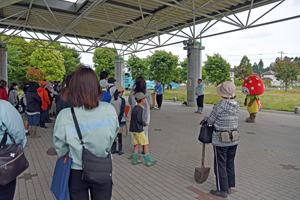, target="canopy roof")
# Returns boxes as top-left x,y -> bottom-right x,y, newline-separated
1,0 -> 295,55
